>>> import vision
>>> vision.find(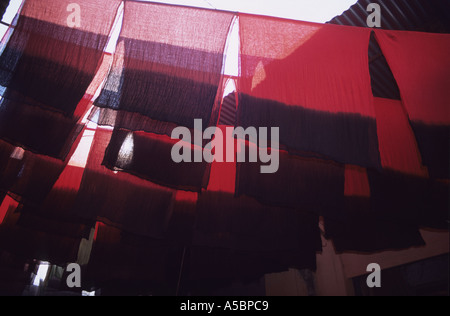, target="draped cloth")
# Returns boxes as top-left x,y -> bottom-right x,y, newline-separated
85,223 -> 184,294
374,97 -> 428,177
324,166 -> 427,253
367,170 -> 449,231
0,0 -> 121,159
236,143 -> 345,216
323,96 -> 449,252
238,14 -> 380,168
103,129 -> 211,192
194,192 -> 321,257
71,129 -> 176,239
92,1 -> 235,133
1,2 -> 449,290
189,192 -> 321,289
89,2 -> 234,191
0,196 -> 81,265
374,30 -> 450,179
0,134 -> 85,207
